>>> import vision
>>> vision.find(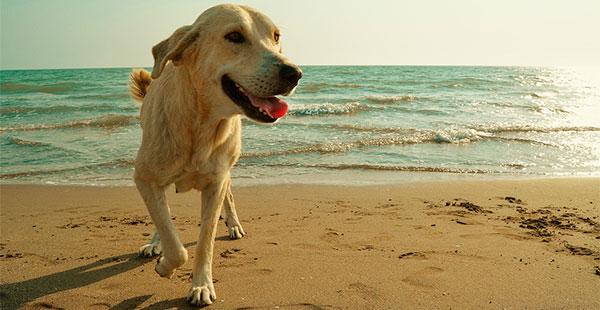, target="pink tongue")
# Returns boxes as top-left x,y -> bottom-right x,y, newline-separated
247,95 -> 289,119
